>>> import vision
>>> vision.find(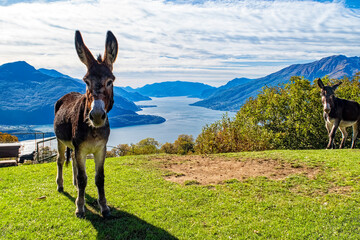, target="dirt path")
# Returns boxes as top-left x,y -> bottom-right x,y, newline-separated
151,155 -> 320,185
